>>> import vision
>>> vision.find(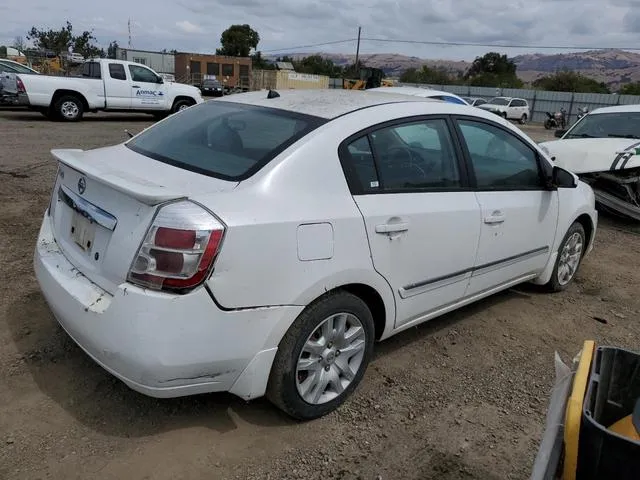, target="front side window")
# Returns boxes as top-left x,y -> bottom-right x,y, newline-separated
457,120 -> 542,189
129,65 -> 158,83
348,118 -> 461,191
126,102 -> 326,180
